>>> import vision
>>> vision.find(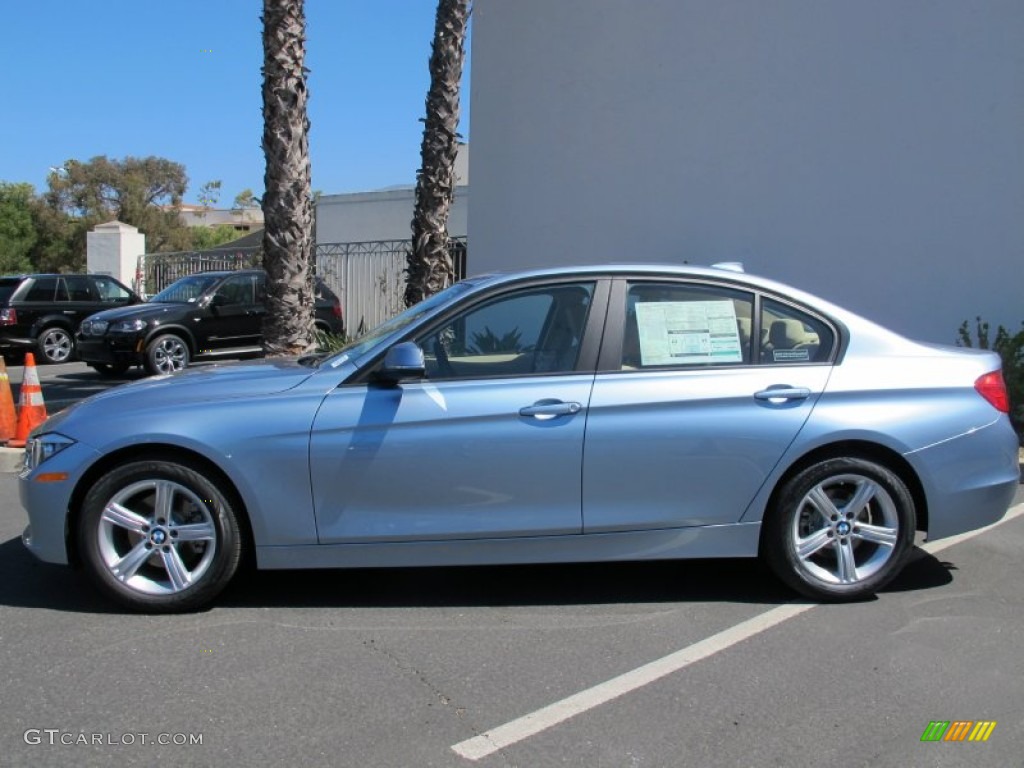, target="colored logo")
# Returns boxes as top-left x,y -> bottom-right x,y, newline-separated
921,721 -> 996,742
